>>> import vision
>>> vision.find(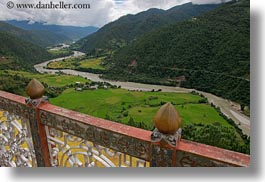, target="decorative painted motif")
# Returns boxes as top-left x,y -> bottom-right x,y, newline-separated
0,110 -> 37,167
176,151 -> 233,167
40,111 -> 151,161
45,127 -> 149,167
0,97 -> 29,118
151,145 -> 173,167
